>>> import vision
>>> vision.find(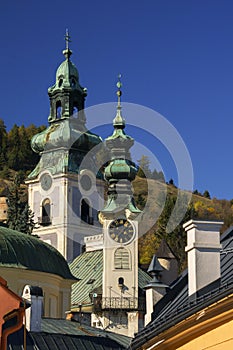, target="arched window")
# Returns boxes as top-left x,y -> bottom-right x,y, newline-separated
56,101 -> 62,119
114,248 -> 130,269
118,277 -> 124,288
41,198 -> 51,225
81,198 -> 93,225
